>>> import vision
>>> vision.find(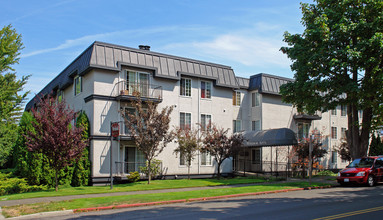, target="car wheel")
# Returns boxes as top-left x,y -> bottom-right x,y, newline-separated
367,175 -> 375,187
